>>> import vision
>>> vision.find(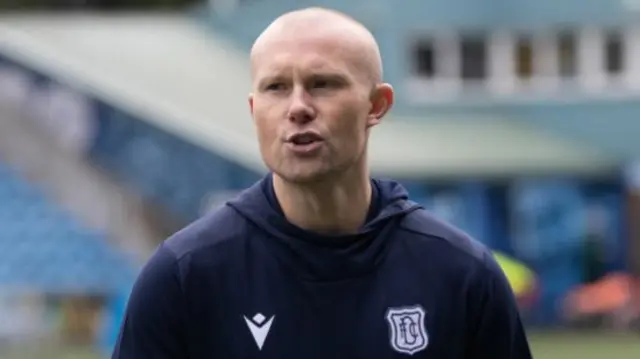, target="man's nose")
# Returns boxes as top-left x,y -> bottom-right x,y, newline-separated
287,88 -> 316,124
